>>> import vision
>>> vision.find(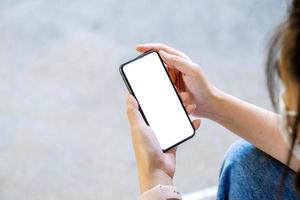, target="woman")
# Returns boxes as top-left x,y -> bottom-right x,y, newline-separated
125,0 -> 300,199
